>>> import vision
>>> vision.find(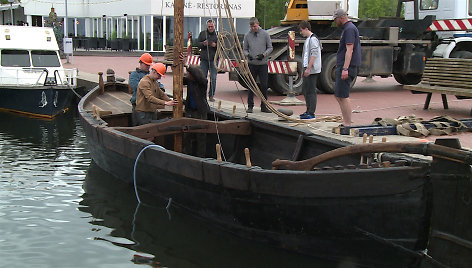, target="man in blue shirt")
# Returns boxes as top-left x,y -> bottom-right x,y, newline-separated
333,9 -> 361,127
